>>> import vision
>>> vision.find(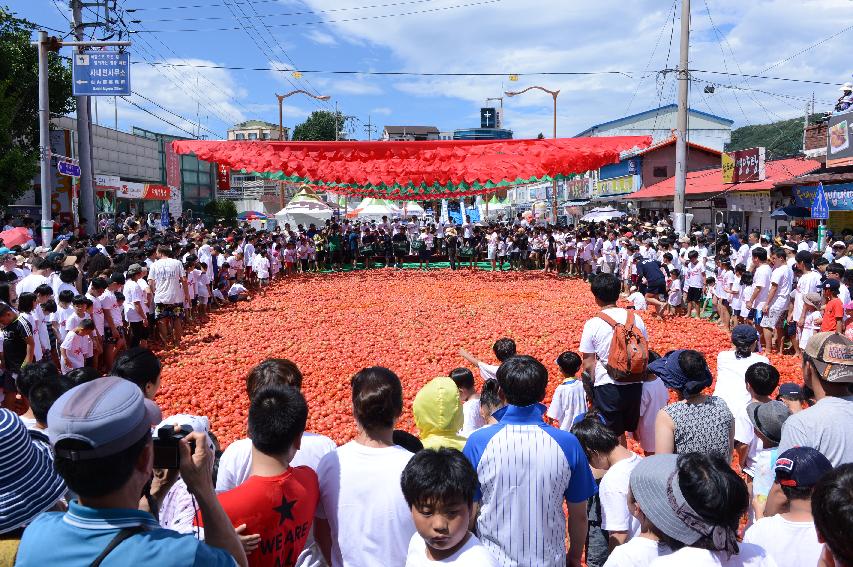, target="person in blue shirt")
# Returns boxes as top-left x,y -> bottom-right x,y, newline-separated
16,377 -> 247,567
463,355 -> 597,567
